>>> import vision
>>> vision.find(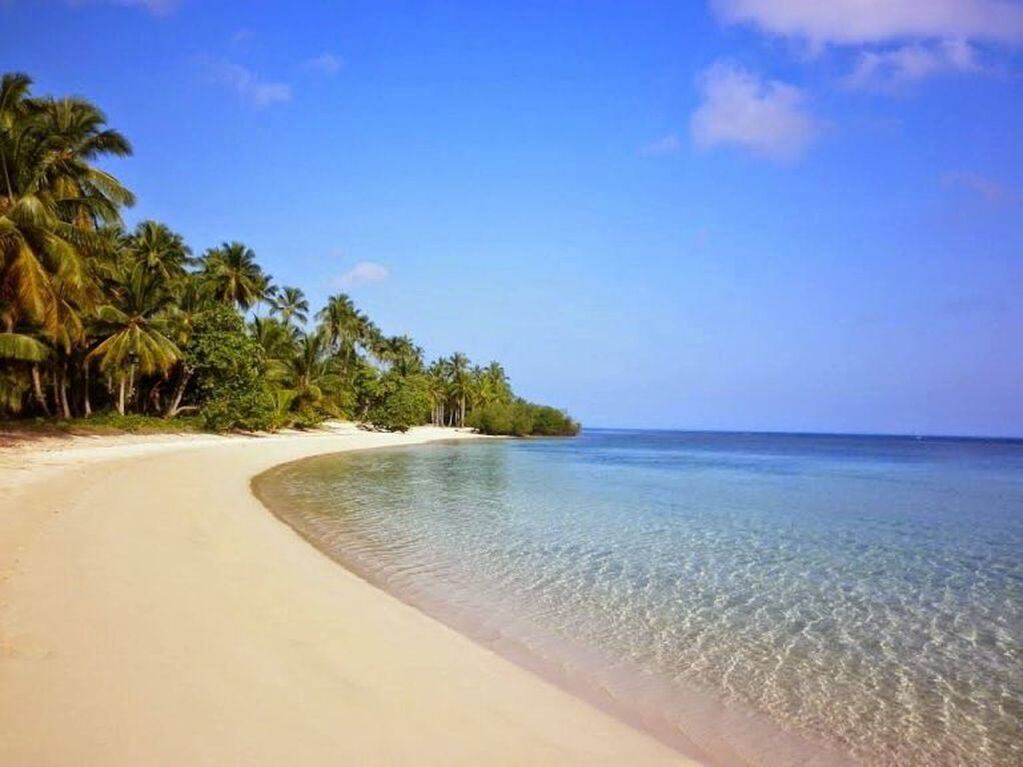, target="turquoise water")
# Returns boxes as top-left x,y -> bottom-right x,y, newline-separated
255,431 -> 1023,766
